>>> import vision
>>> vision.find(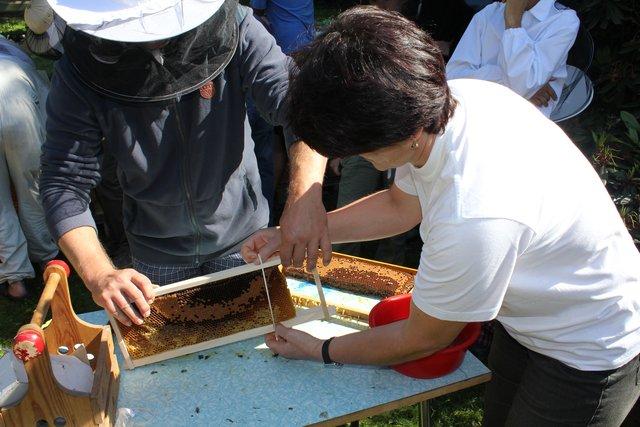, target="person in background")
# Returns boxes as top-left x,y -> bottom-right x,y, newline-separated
0,36 -> 58,300
23,0 -> 63,59
243,8 -> 640,424
332,0 -> 425,263
249,0 -> 316,223
24,0 -> 132,268
446,0 -> 579,117
250,0 -> 315,55
416,0 -> 474,58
